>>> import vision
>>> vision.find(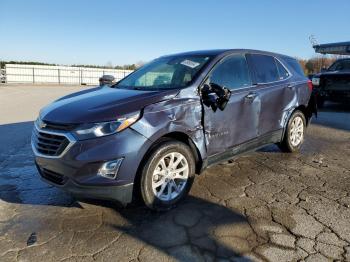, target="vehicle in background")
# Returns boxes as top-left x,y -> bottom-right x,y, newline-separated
32,49 -> 316,210
312,58 -> 350,108
0,69 -> 5,83
99,75 -> 116,86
